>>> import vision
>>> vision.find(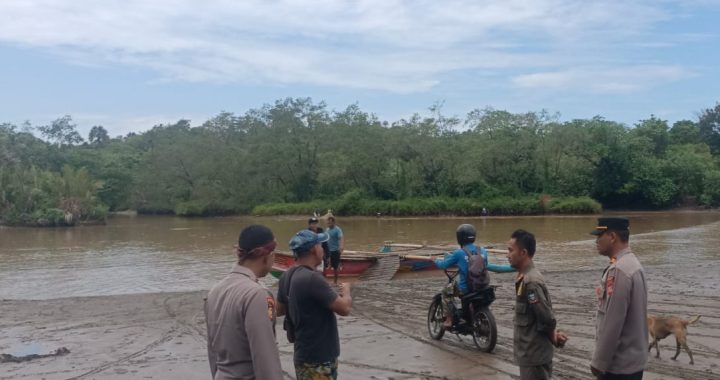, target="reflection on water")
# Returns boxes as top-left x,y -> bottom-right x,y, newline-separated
1,211 -> 719,299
